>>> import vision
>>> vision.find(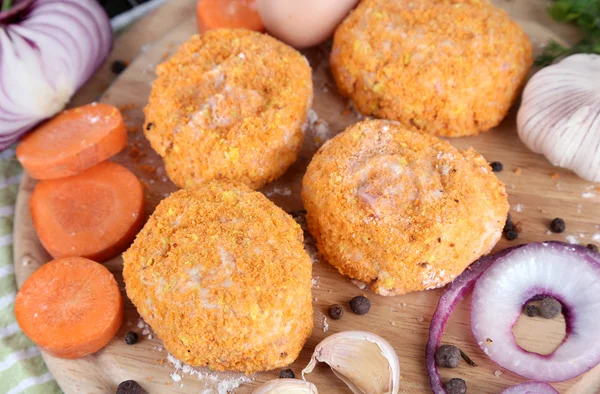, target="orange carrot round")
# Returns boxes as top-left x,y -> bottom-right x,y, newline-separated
30,161 -> 145,262
15,257 -> 124,359
196,0 -> 264,33
16,103 -> 127,180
